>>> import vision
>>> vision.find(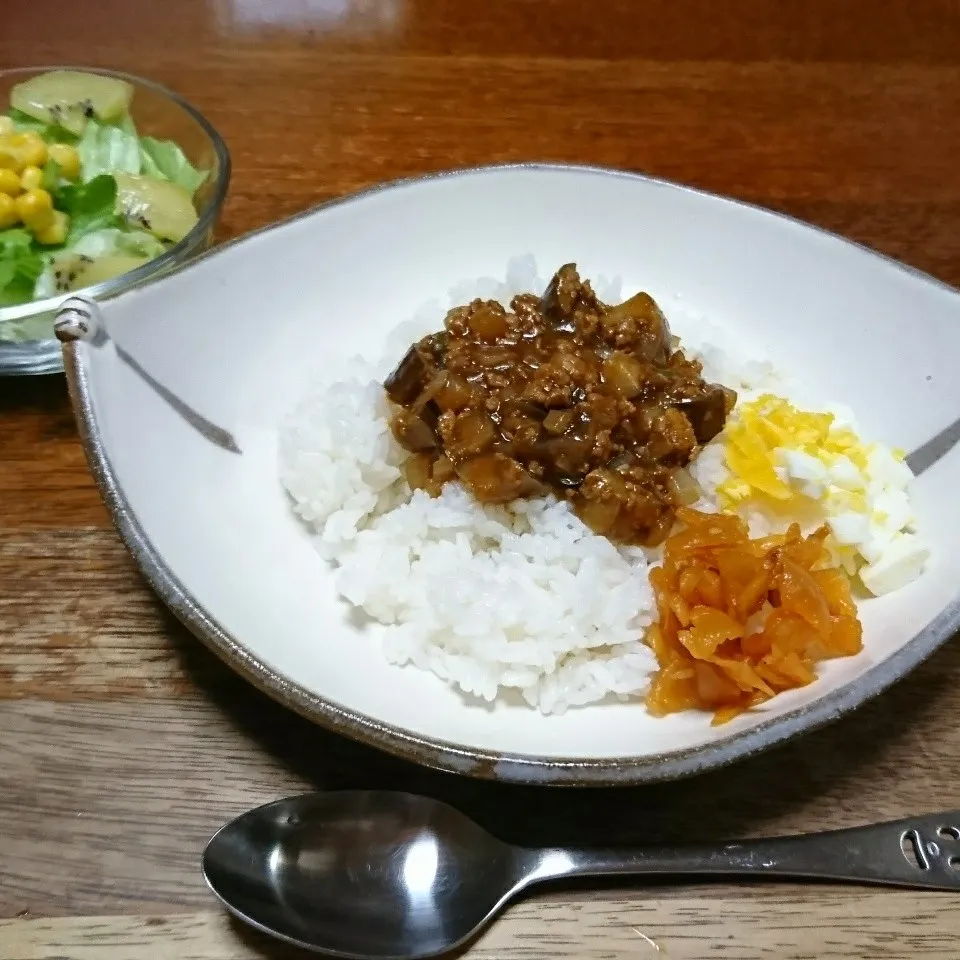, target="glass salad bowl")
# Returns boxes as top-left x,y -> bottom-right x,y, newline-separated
0,66 -> 230,376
